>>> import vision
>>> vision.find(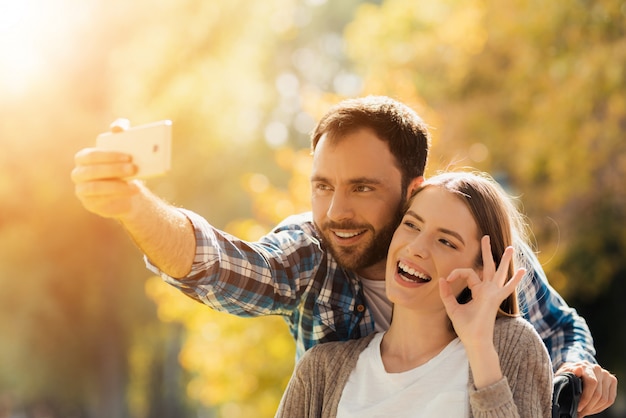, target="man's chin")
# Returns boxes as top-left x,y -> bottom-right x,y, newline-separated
315,221 -> 394,271
330,246 -> 384,272
326,246 -> 358,270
